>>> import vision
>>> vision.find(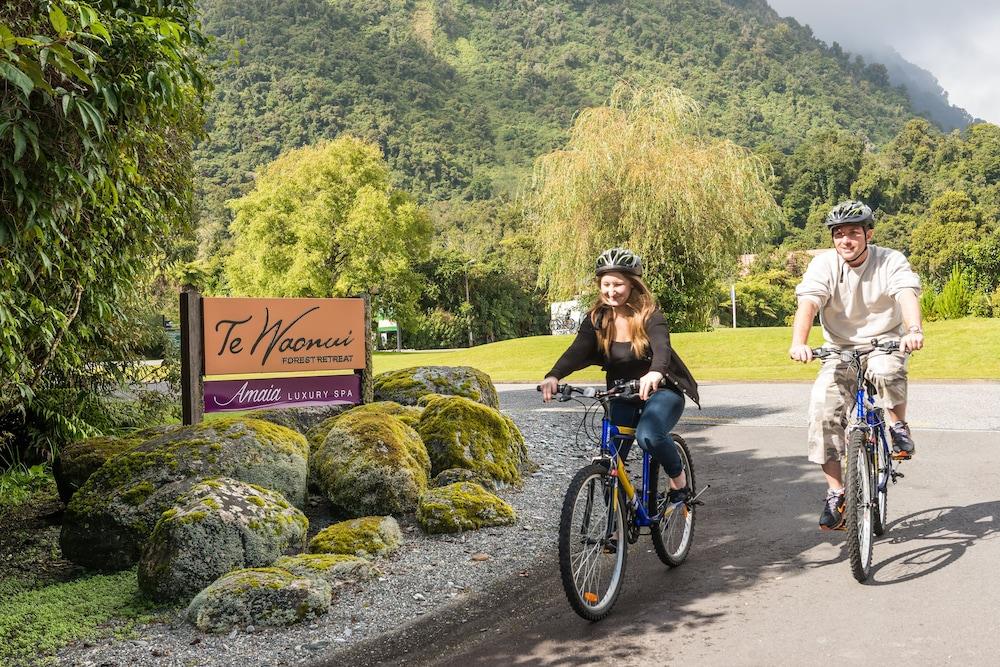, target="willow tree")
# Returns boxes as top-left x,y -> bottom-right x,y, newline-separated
528,86 -> 781,330
225,136 -> 432,325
